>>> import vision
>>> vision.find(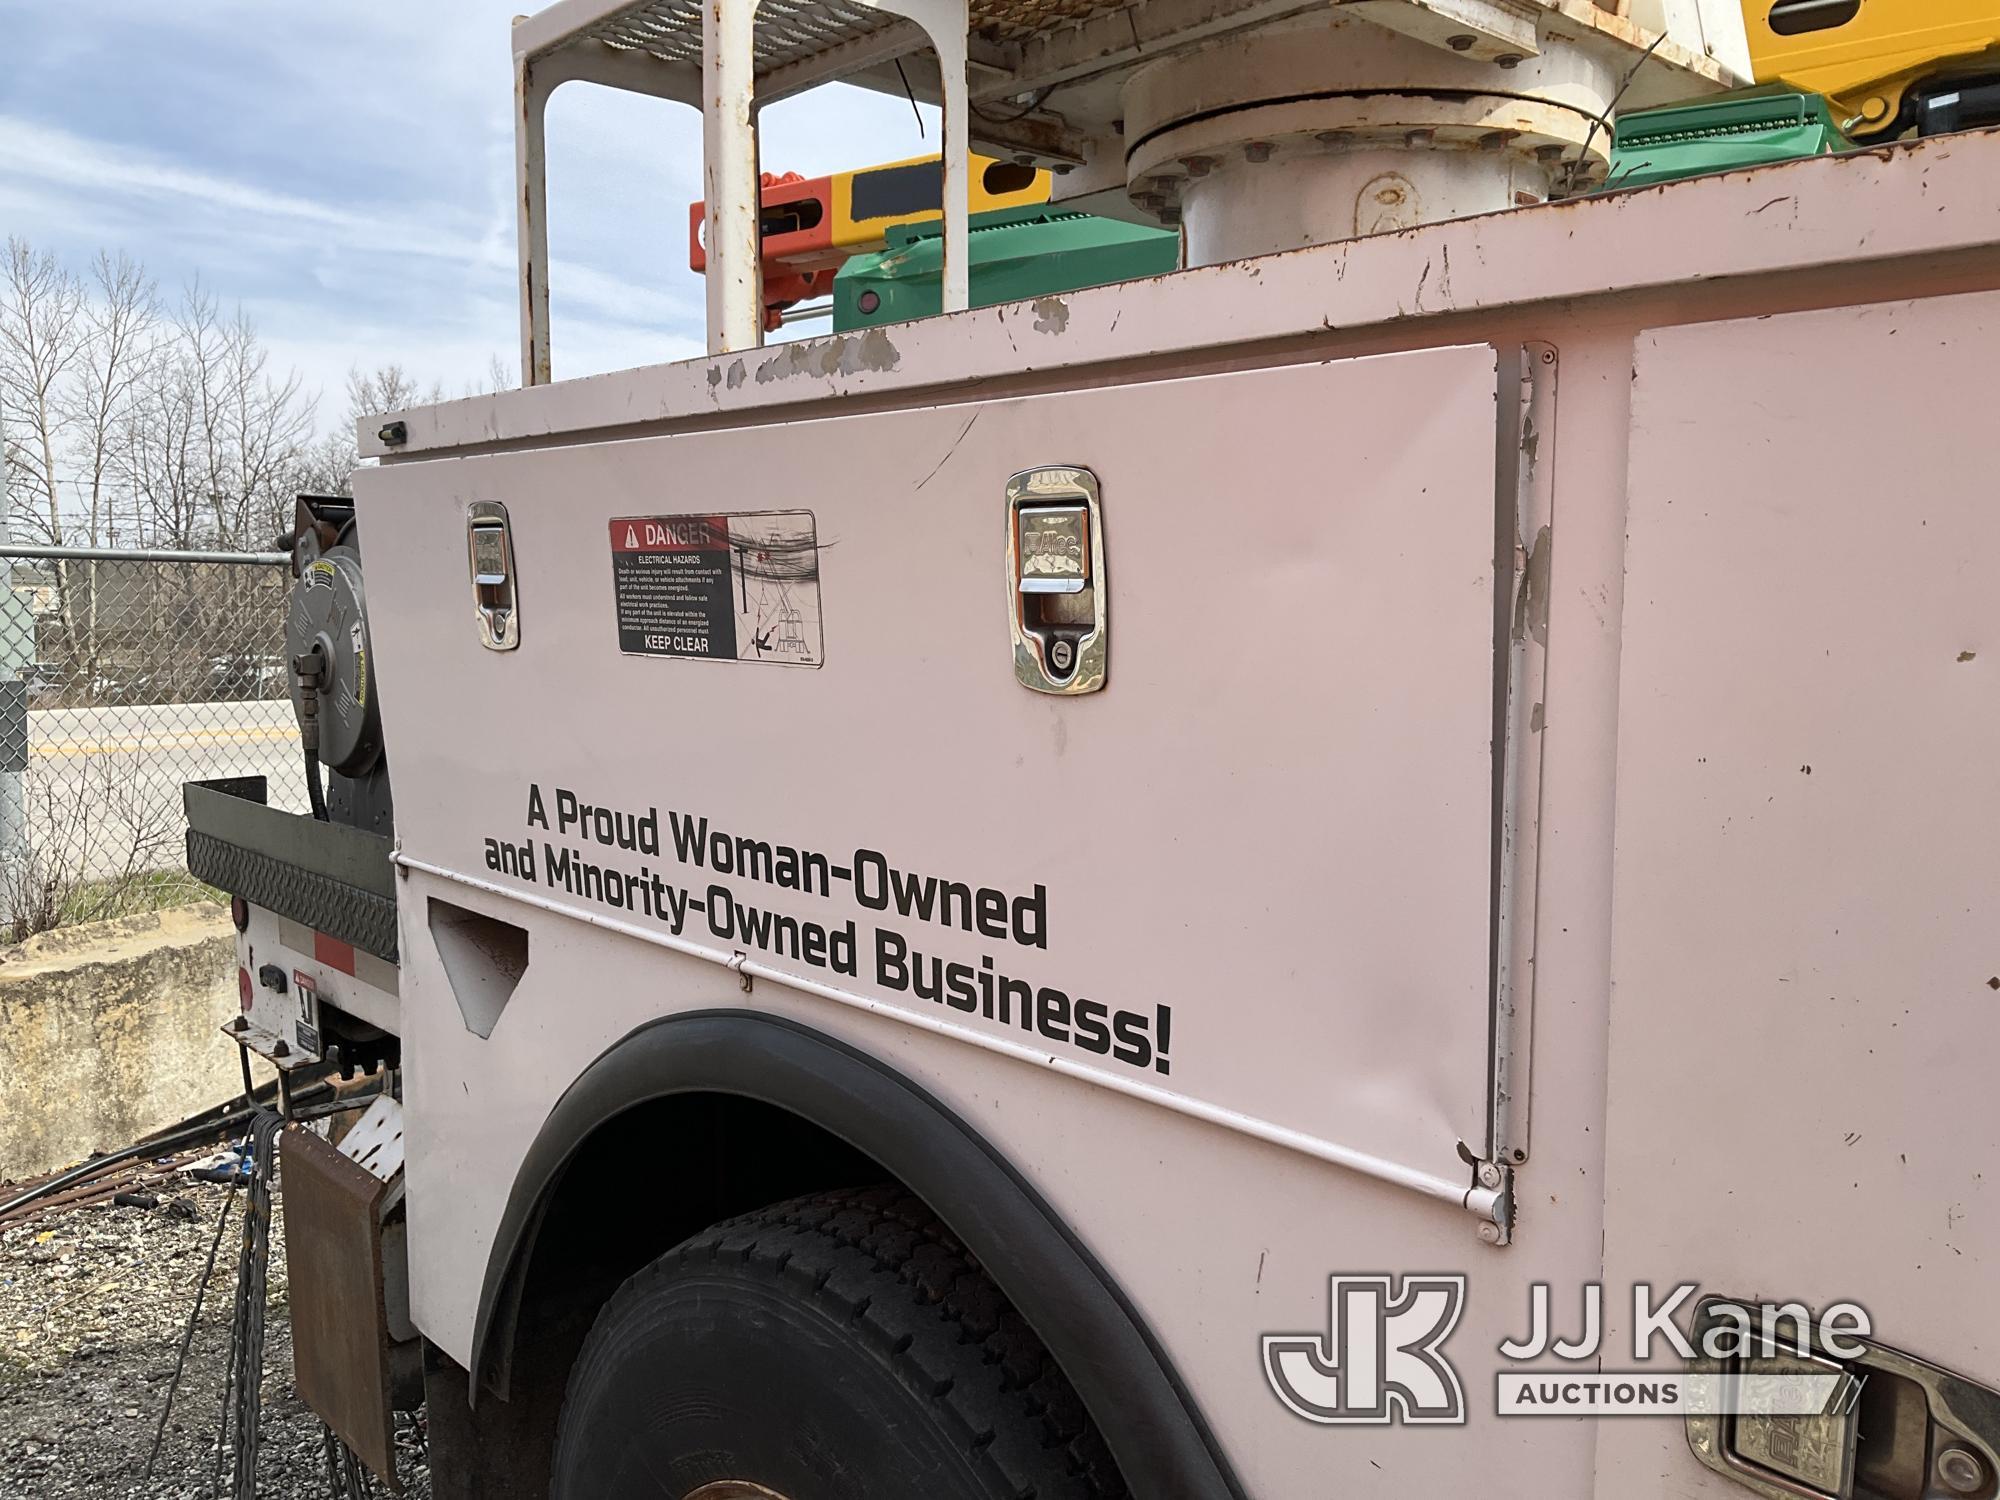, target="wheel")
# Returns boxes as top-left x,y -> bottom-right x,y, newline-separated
551,1185 -> 1130,1500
